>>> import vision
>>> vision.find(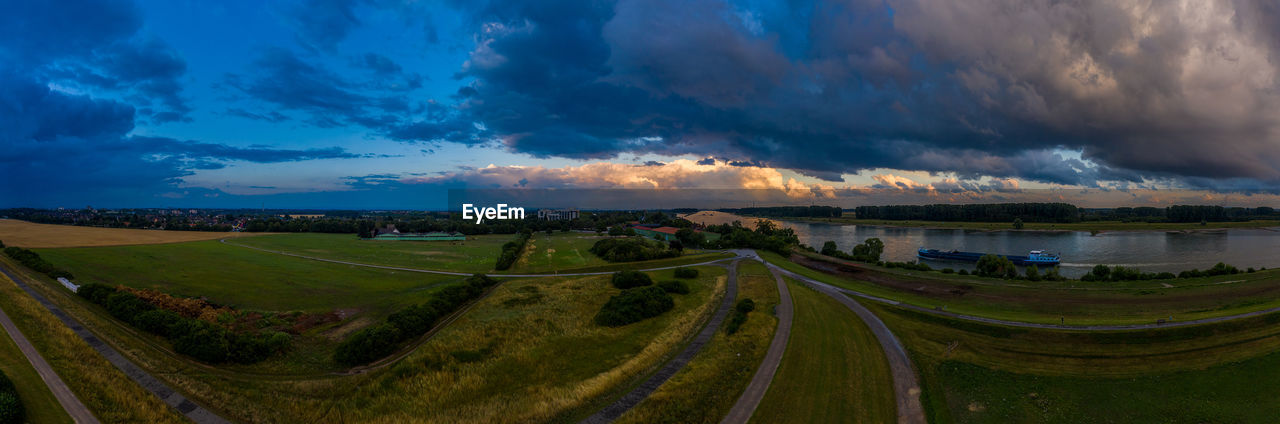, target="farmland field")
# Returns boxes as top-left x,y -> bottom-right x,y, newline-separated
0,219 -> 263,248
751,278 -> 895,423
